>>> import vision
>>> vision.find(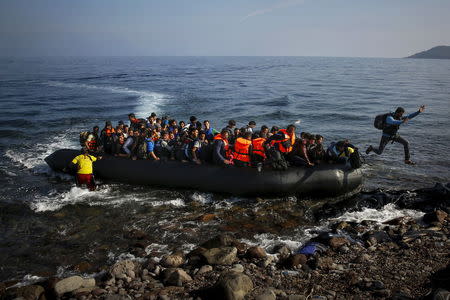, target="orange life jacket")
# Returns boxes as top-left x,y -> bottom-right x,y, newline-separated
273,129 -> 295,153
105,128 -> 115,137
233,137 -> 251,163
214,134 -> 229,150
252,137 -> 266,159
